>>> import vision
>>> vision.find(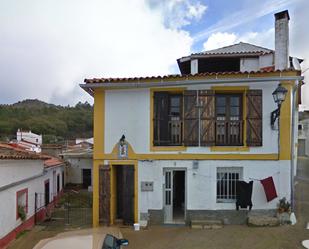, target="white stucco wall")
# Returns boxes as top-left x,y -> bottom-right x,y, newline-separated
0,164 -> 65,240
16,130 -> 42,145
104,81 -> 282,155
134,159 -> 290,224
0,160 -> 44,188
240,58 -> 259,71
105,88 -> 150,154
259,53 -> 274,69
66,158 -> 93,185
103,159 -> 291,225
